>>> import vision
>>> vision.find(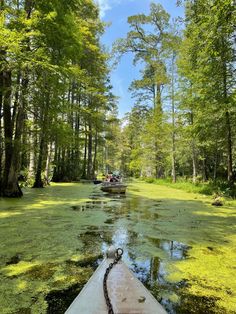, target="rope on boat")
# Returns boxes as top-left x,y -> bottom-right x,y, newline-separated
103,248 -> 123,314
